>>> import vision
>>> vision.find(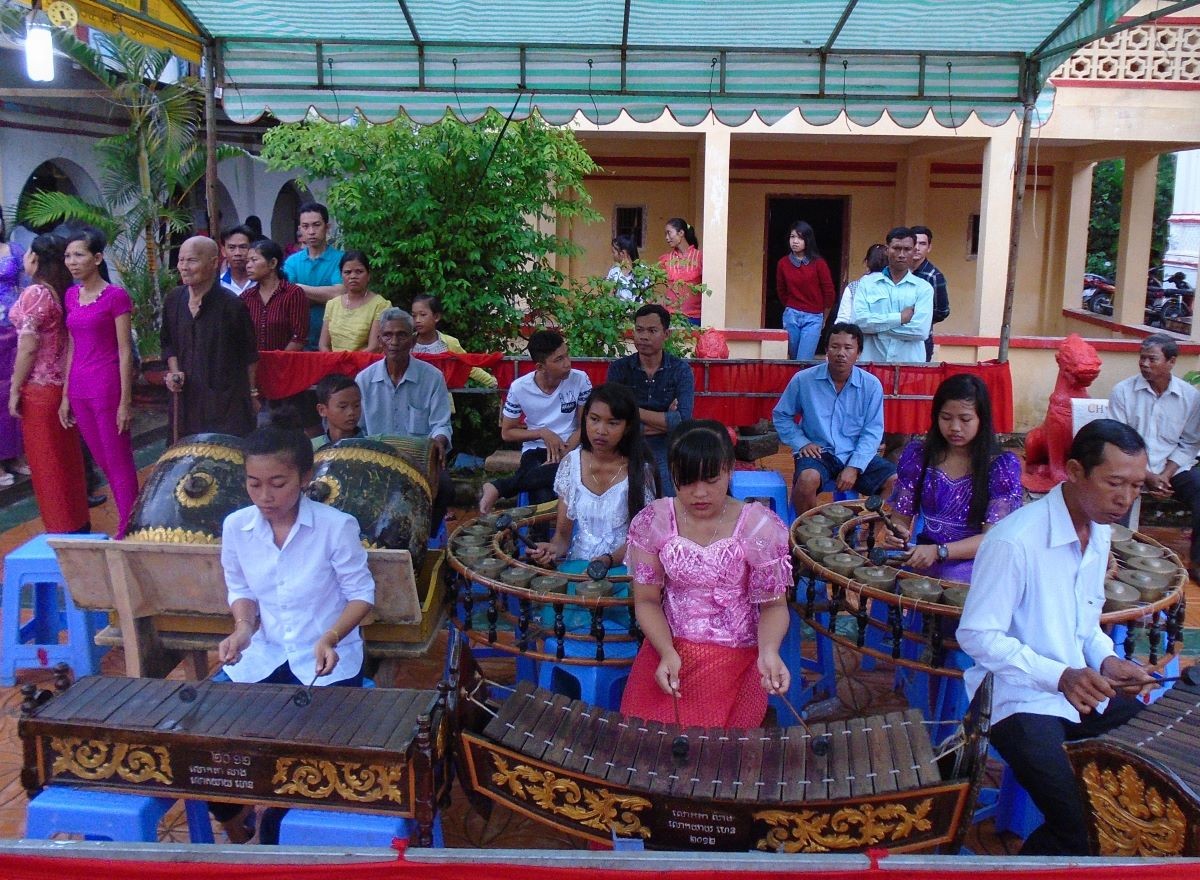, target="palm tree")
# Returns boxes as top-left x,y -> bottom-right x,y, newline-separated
2,14 -> 244,350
